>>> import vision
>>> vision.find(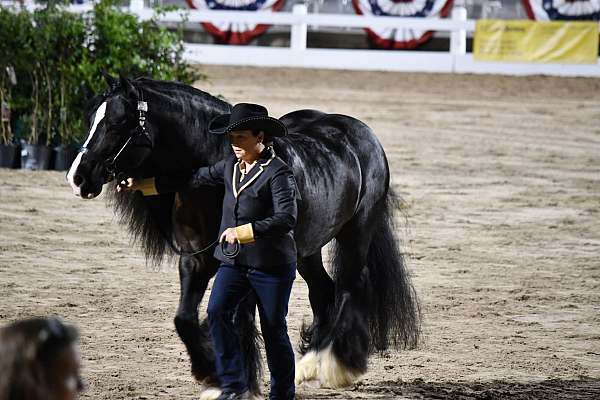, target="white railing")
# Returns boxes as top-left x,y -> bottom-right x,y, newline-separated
7,1 -> 600,77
